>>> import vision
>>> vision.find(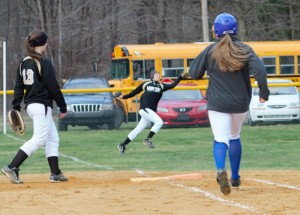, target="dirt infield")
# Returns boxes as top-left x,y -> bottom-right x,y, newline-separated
0,170 -> 299,215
